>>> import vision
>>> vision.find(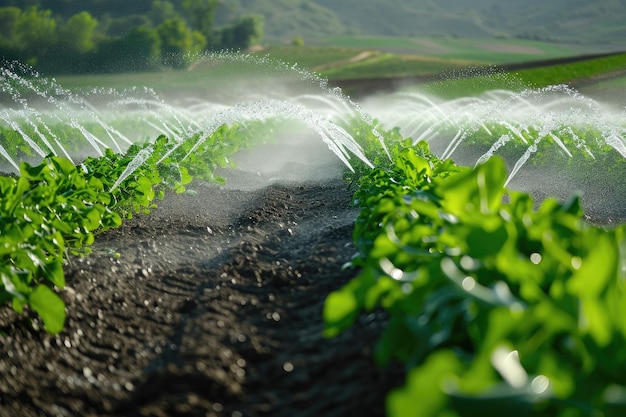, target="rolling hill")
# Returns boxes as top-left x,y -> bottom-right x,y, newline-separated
217,0 -> 626,46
